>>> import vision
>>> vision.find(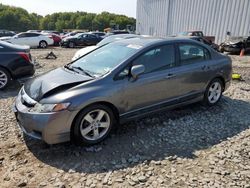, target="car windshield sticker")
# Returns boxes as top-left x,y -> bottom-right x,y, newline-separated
127,44 -> 143,50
